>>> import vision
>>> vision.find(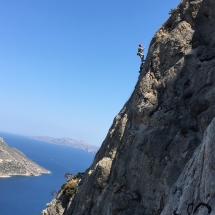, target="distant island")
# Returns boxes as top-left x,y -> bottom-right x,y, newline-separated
31,136 -> 100,153
0,137 -> 50,178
